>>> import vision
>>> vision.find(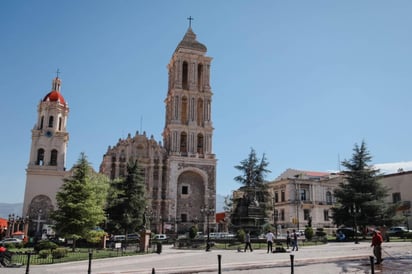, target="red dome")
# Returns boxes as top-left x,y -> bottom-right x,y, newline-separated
43,90 -> 66,105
